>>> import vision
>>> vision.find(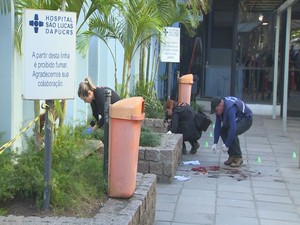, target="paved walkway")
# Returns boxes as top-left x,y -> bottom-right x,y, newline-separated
155,115 -> 300,225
